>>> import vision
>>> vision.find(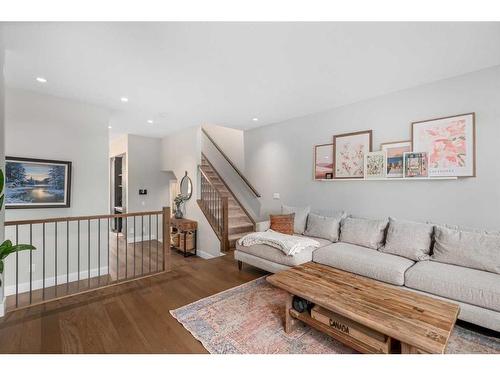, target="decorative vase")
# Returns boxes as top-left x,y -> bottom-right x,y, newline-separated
175,207 -> 183,219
